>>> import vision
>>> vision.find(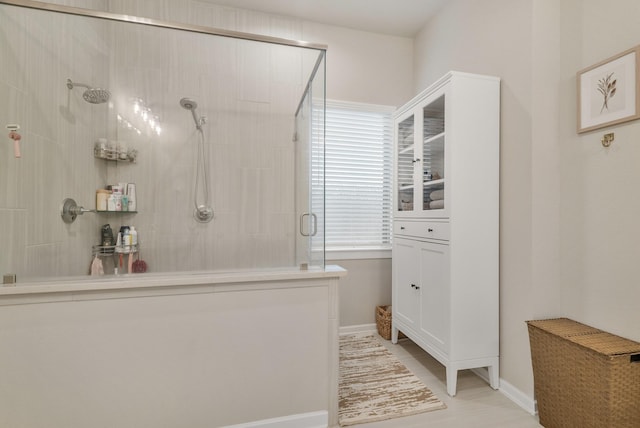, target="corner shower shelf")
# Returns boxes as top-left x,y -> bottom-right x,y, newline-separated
94,150 -> 136,162
92,244 -> 139,257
